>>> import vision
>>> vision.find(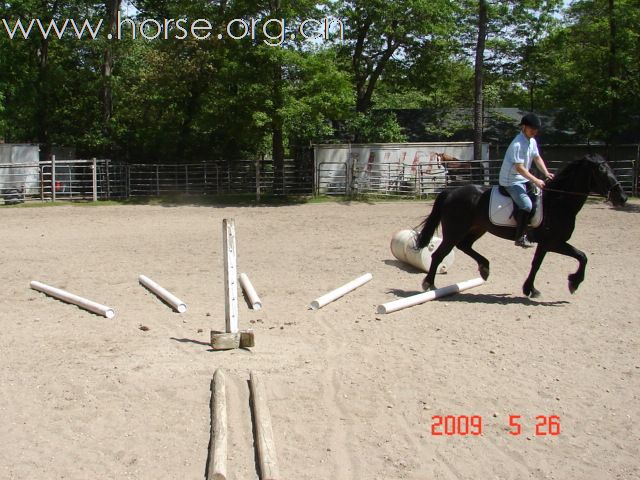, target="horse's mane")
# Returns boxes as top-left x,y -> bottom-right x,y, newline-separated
545,153 -> 605,190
